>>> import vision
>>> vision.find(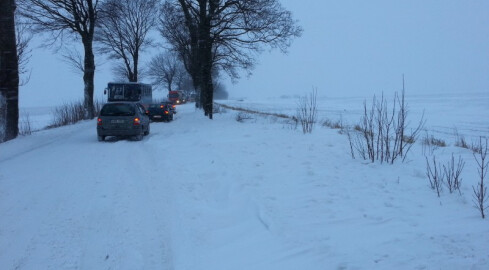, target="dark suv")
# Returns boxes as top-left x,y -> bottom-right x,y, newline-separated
97,102 -> 150,141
